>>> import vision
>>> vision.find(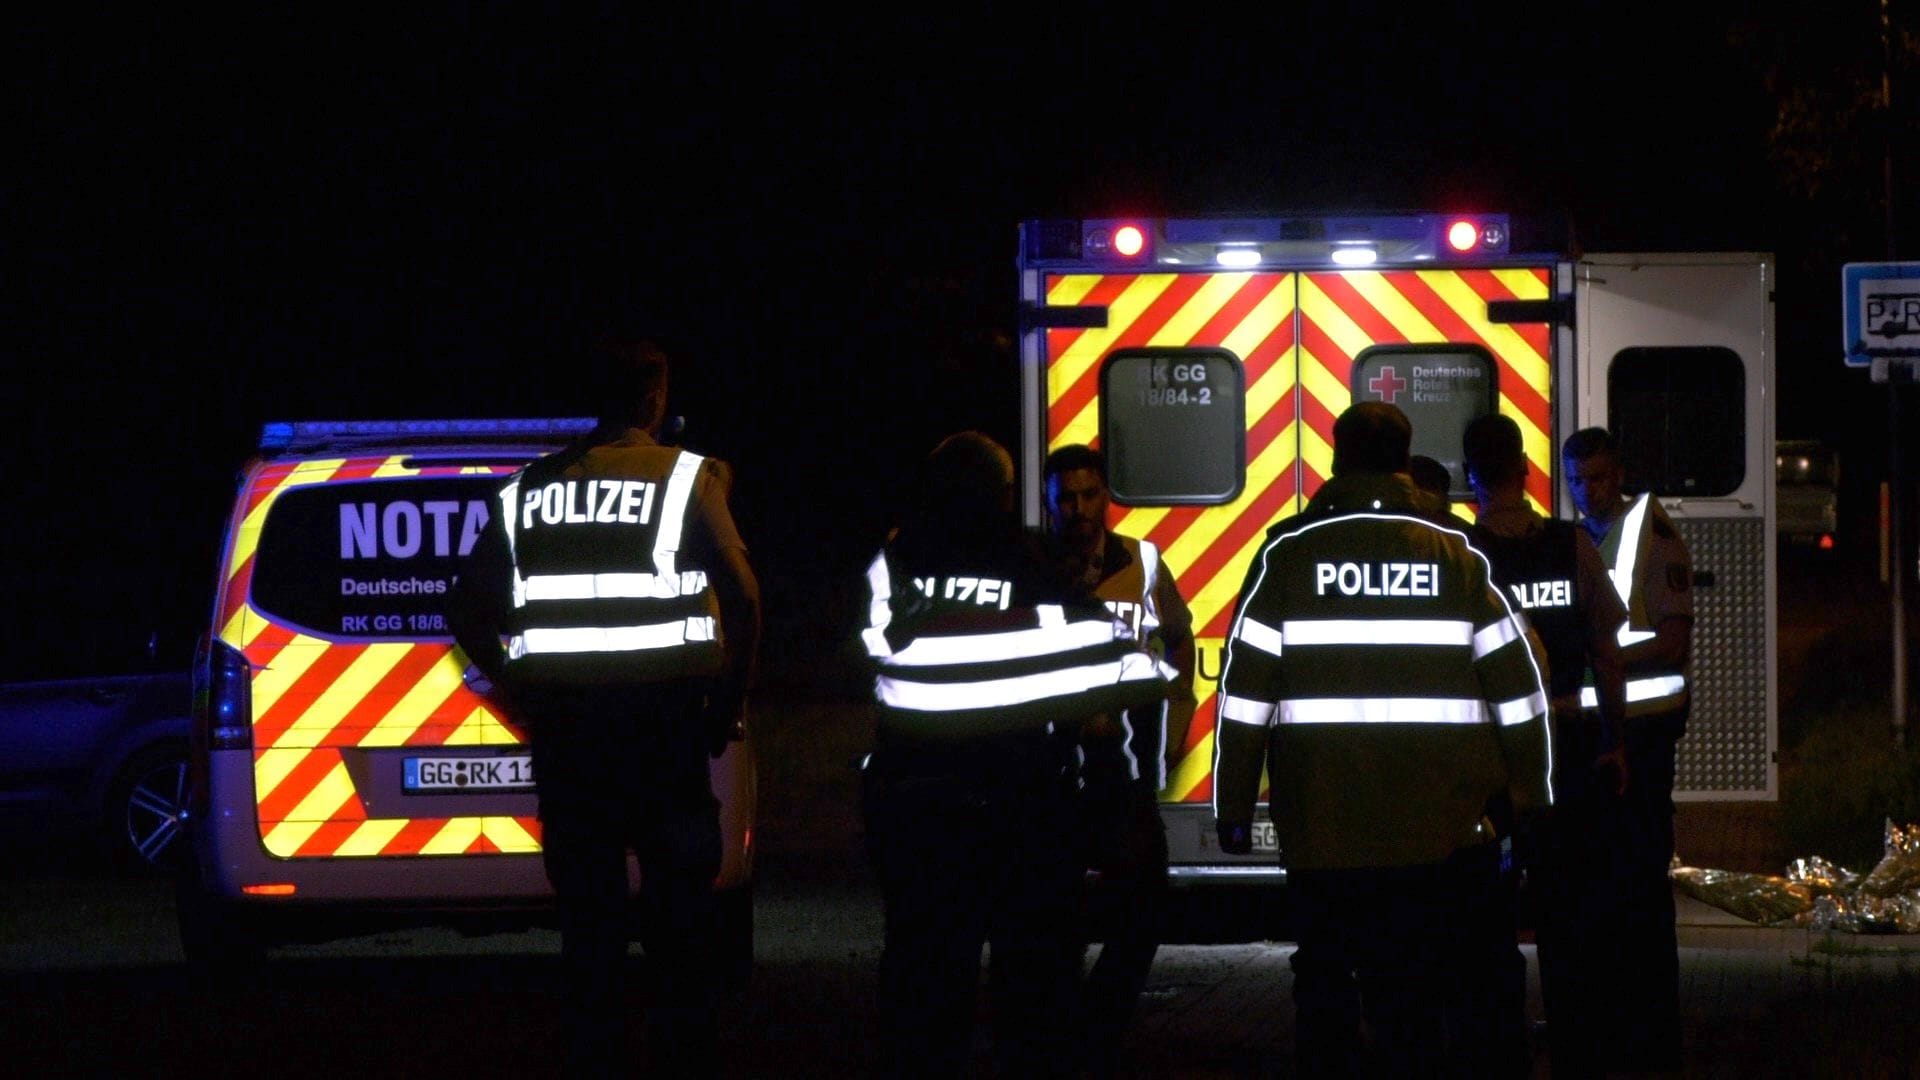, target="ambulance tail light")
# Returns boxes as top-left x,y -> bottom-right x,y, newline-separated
194,635 -> 253,753
1445,216 -> 1510,256
1069,220 -> 1152,262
